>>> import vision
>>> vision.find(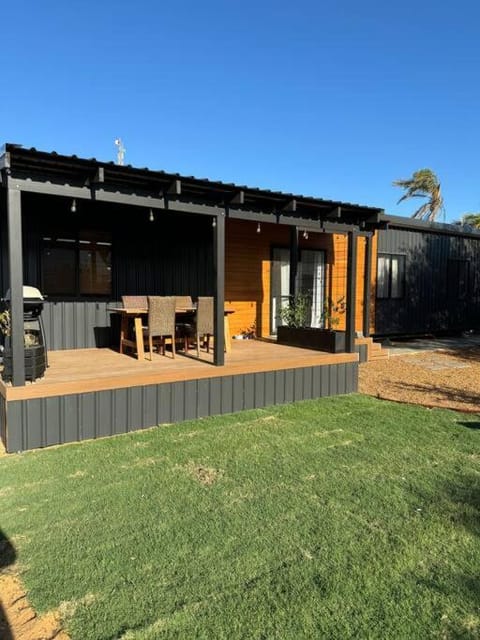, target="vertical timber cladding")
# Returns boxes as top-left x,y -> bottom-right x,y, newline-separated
369,232 -> 378,336
375,226 -> 480,335
4,361 -> 358,452
225,219 -> 368,338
